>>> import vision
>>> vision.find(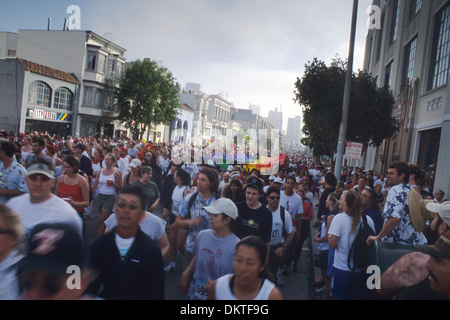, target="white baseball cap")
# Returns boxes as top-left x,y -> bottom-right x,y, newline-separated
426,201 -> 450,226
273,177 -> 283,184
129,159 -> 142,168
204,198 -> 238,220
